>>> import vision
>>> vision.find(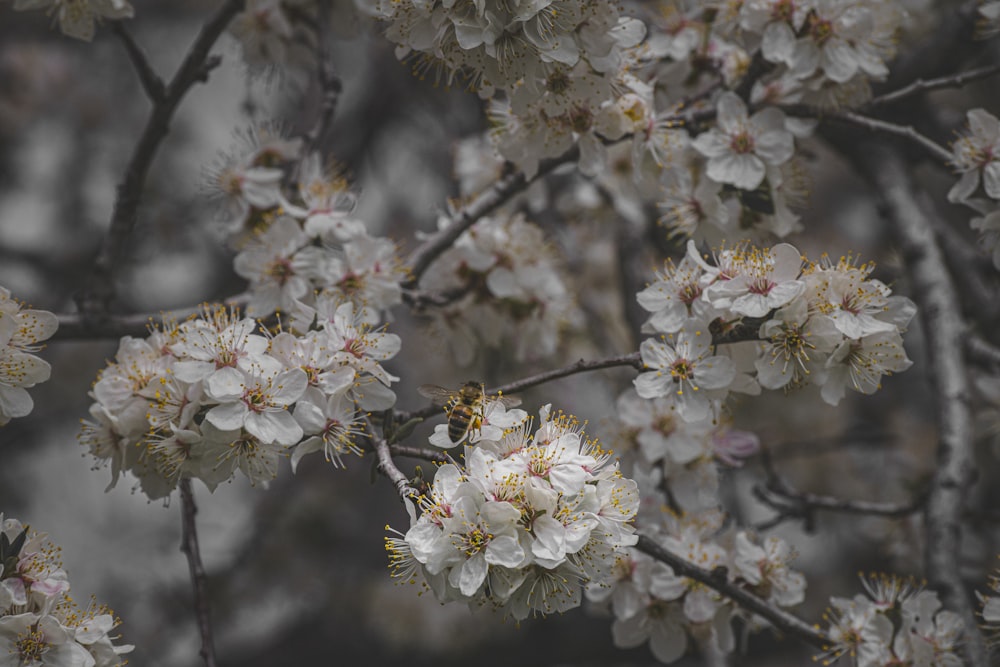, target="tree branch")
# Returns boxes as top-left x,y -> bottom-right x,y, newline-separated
76,0 -> 246,325
780,104 -> 953,164
179,479 -> 218,667
492,352 -> 644,397
634,535 -> 829,650
111,21 -> 166,103
395,352 -> 643,423
402,152 -> 574,289
868,62 -> 1000,108
375,437 -> 419,500
389,444 -> 451,463
848,142 -> 987,667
